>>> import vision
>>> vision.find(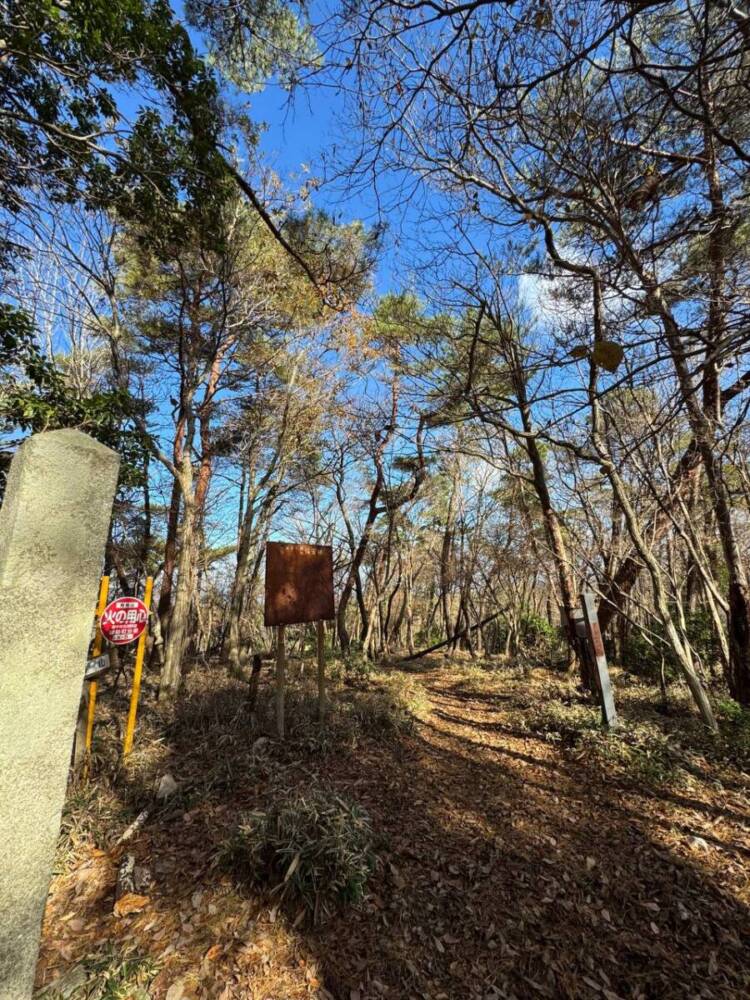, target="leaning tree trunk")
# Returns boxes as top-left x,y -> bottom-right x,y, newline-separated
588,277 -> 717,730
338,486 -> 381,654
